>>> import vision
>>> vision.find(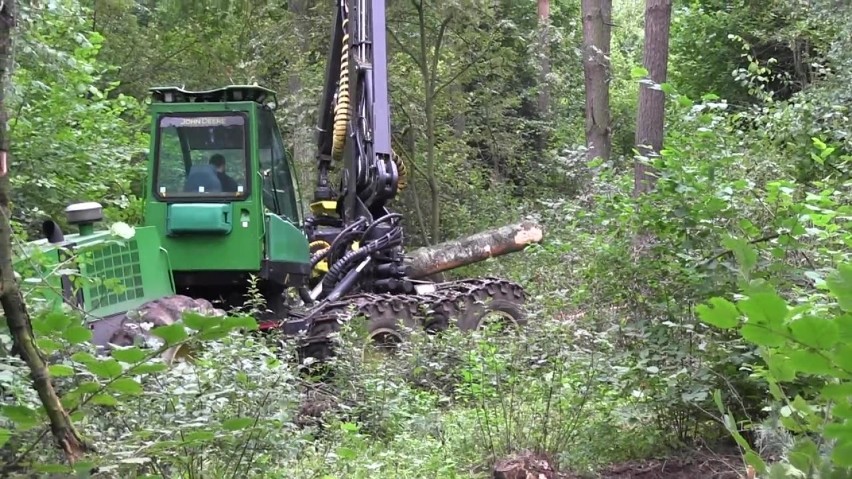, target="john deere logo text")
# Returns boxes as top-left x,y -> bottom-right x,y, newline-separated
178,117 -> 228,127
